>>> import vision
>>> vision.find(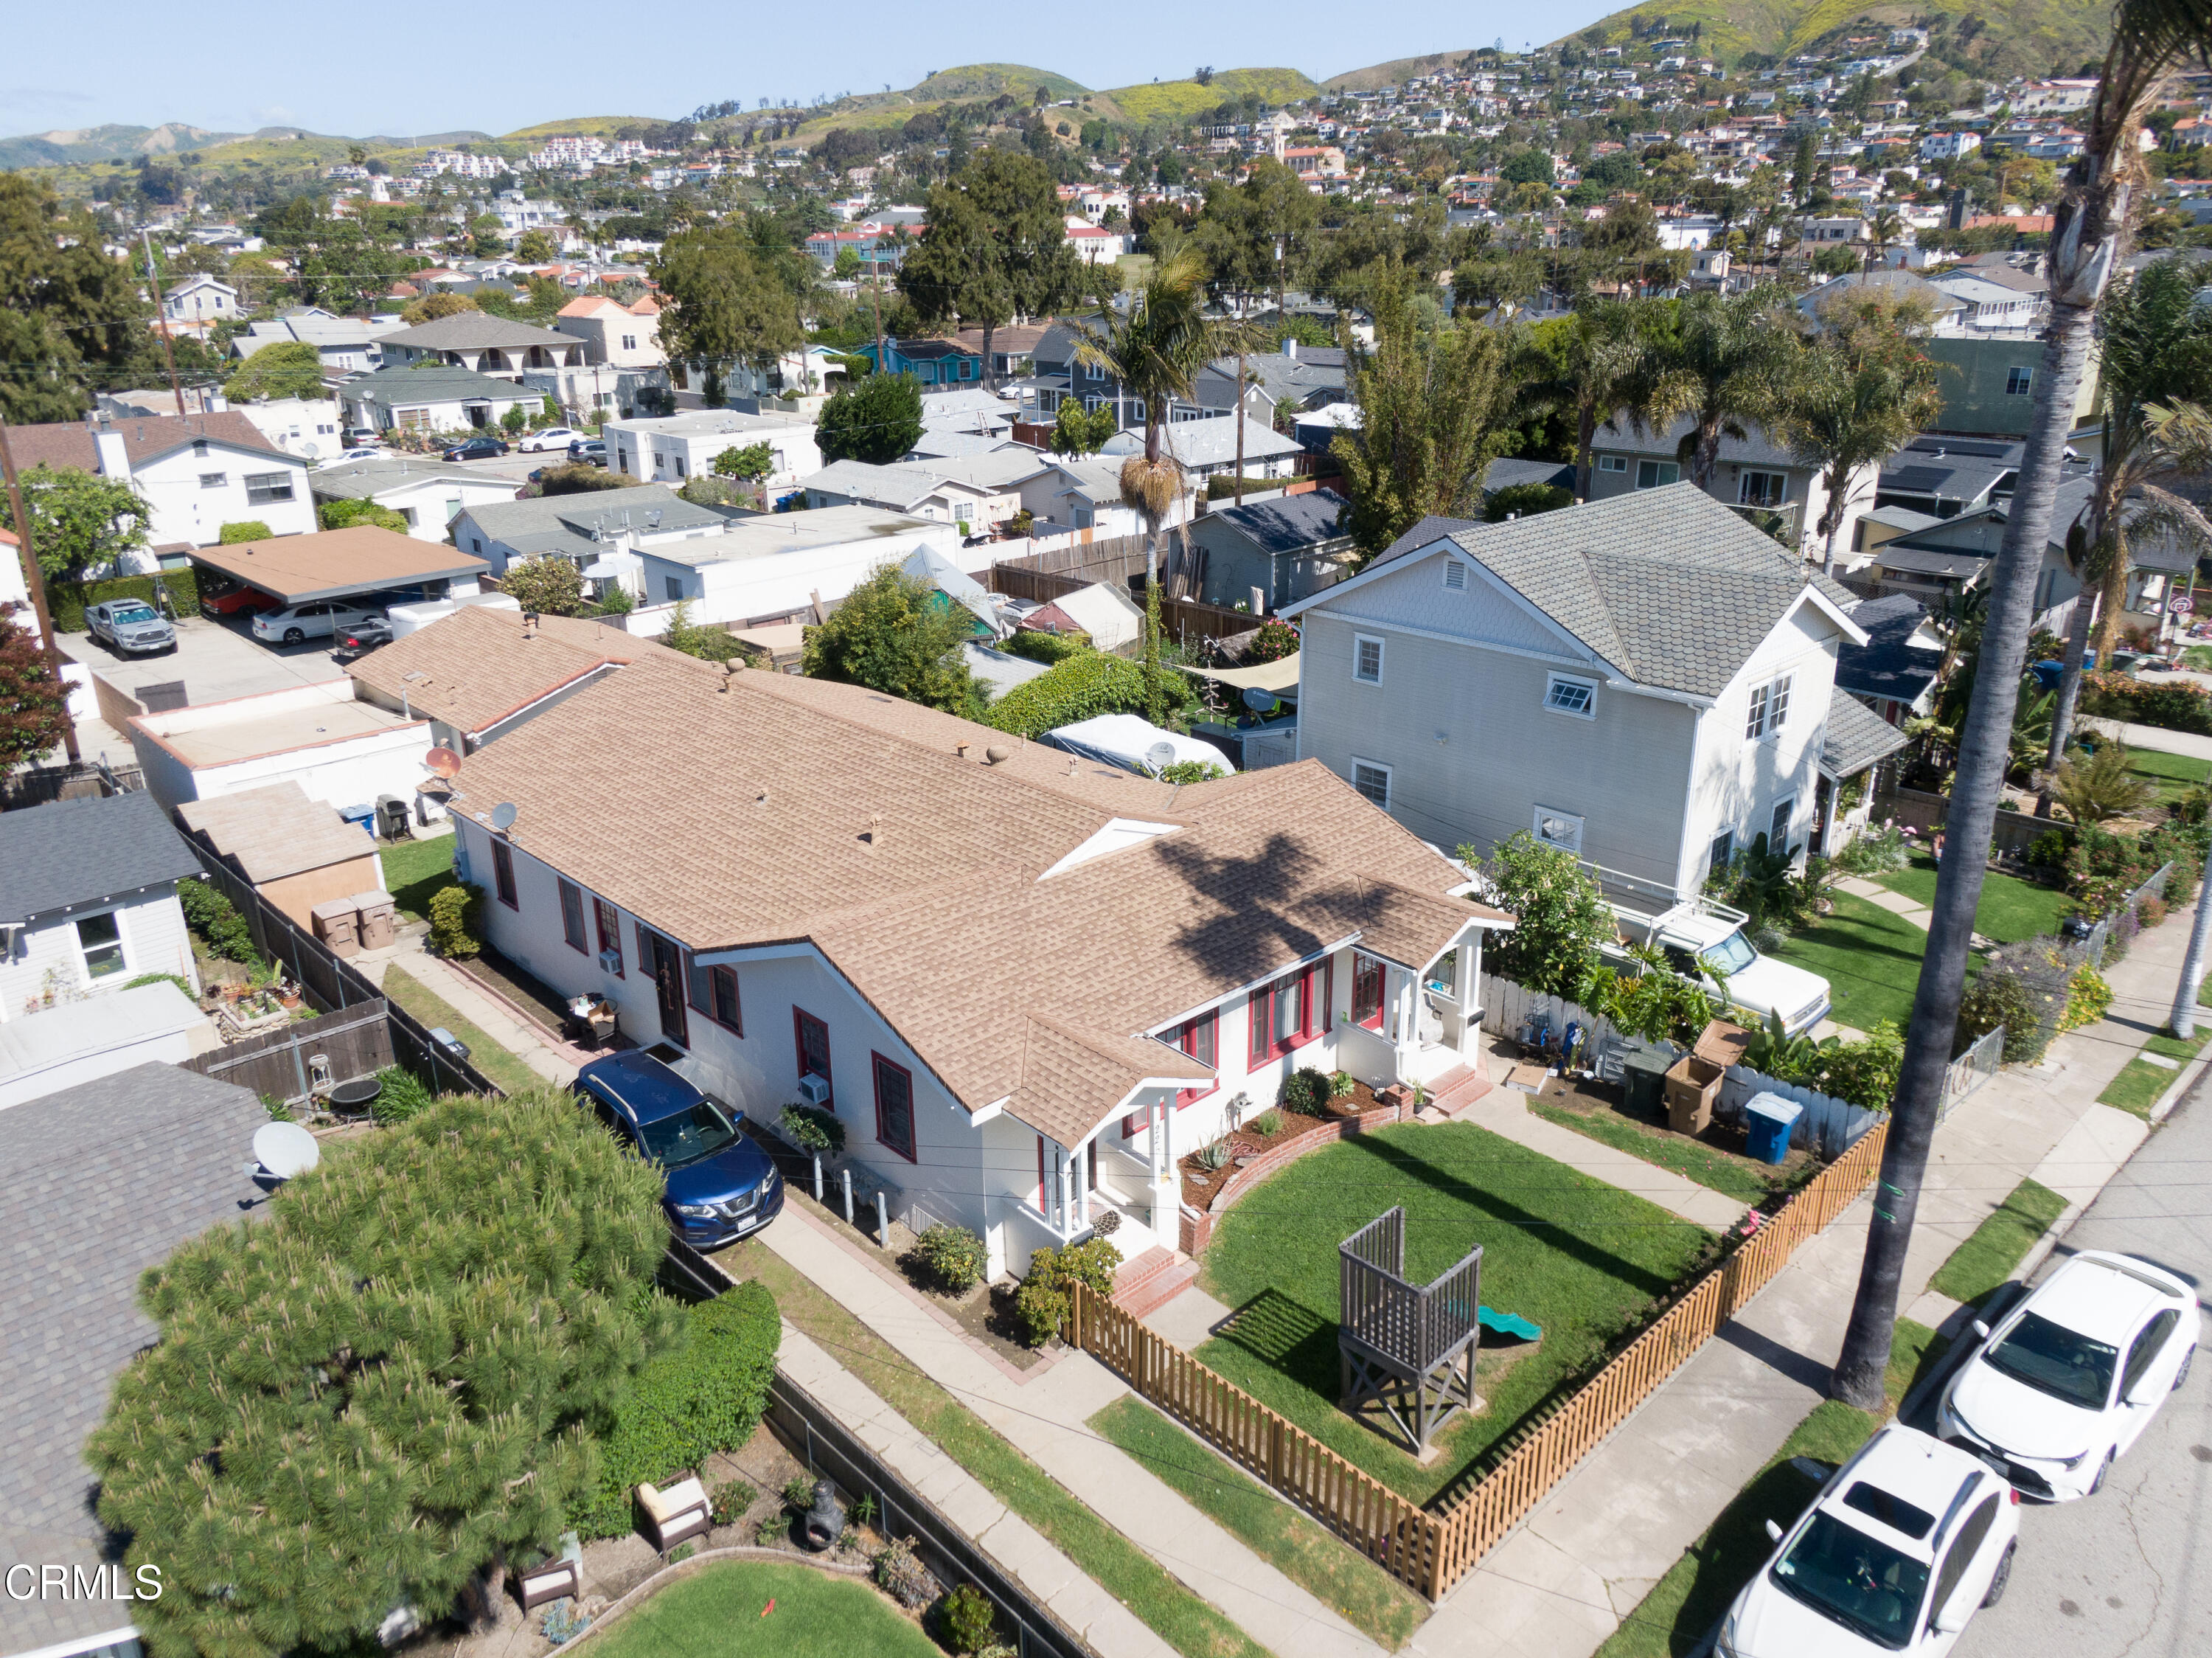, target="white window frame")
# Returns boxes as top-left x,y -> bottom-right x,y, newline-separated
1596,454 -> 1628,474
72,904 -> 131,983
1351,758 -> 1391,808
1709,829 -> 1735,875
1635,459 -> 1680,489
1737,470 -> 1787,507
198,472 -> 227,489
1769,797 -> 1795,850
1746,671 -> 1793,741
1352,634 -> 1385,684
2006,365 -> 2034,396
1544,673 -> 1598,719
1532,805 -> 1585,855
